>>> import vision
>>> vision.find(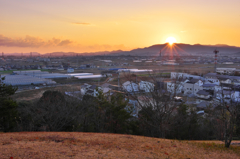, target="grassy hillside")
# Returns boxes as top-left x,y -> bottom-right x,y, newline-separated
0,132 -> 239,159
